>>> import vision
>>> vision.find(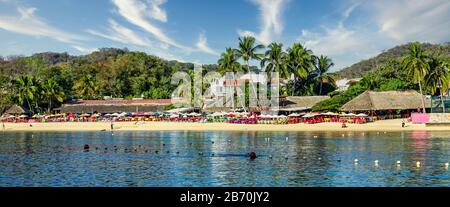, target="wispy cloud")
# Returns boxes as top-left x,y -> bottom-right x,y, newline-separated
111,0 -> 186,49
369,0 -> 450,43
239,0 -> 288,45
0,6 -> 83,44
87,19 -> 152,47
196,32 -> 219,56
72,45 -> 97,54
